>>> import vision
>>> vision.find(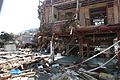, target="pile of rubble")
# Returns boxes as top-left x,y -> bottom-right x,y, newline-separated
32,55 -> 116,80
34,63 -> 115,80
0,51 -> 119,80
